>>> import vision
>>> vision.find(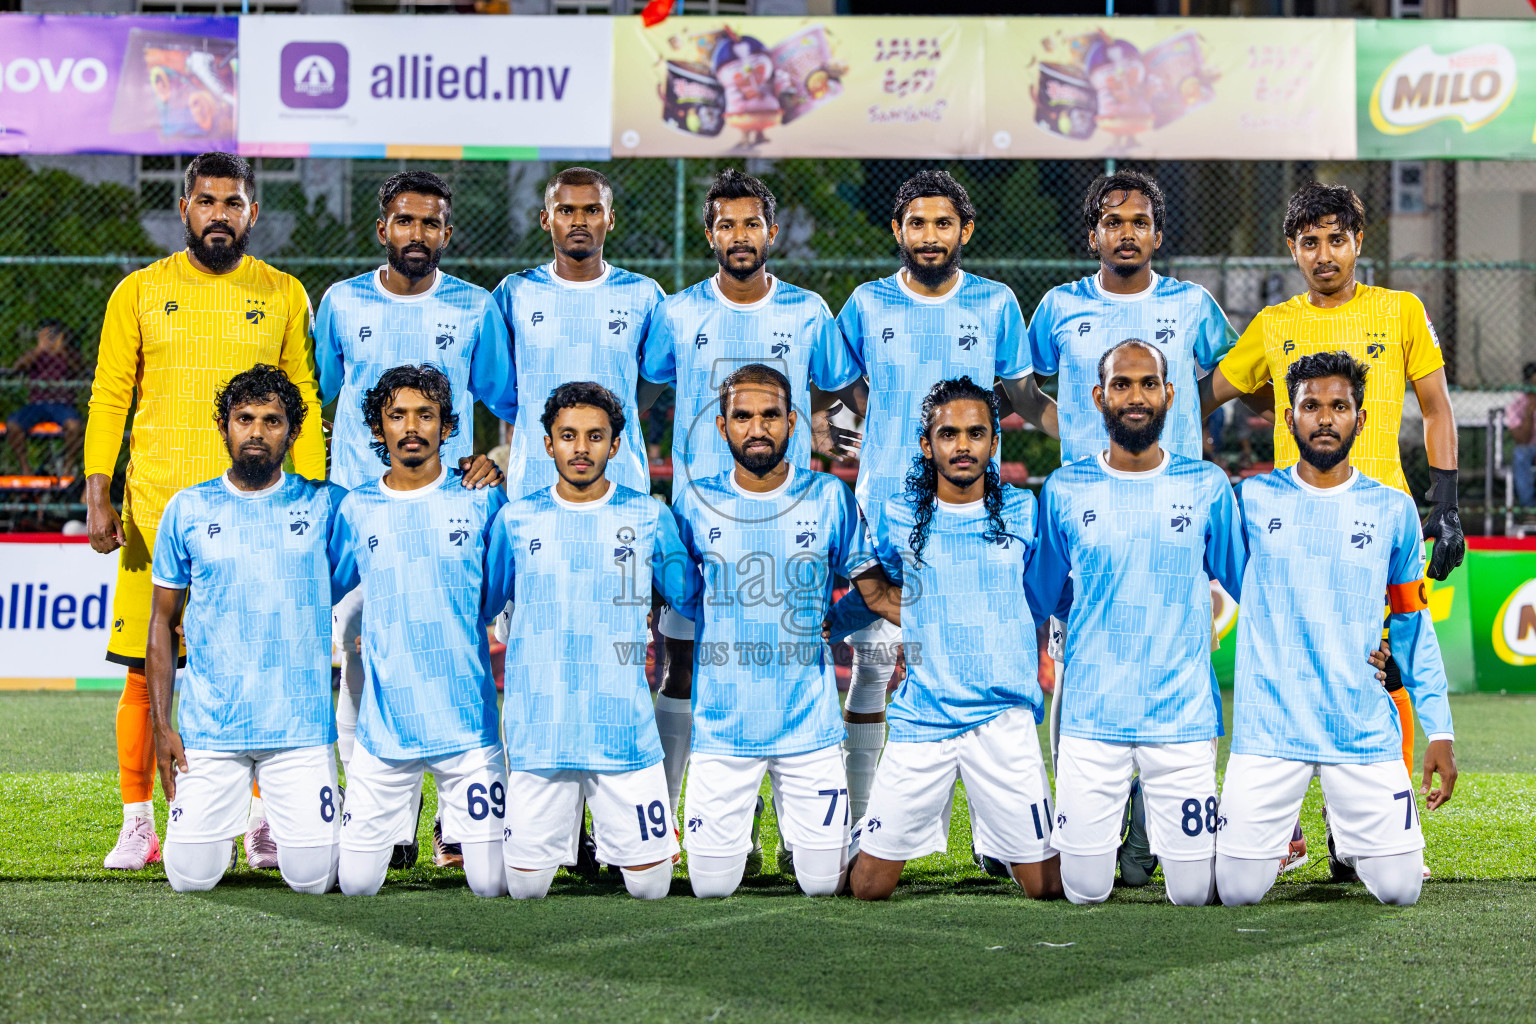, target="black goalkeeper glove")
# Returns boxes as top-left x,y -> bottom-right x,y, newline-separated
1422,467 -> 1464,582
